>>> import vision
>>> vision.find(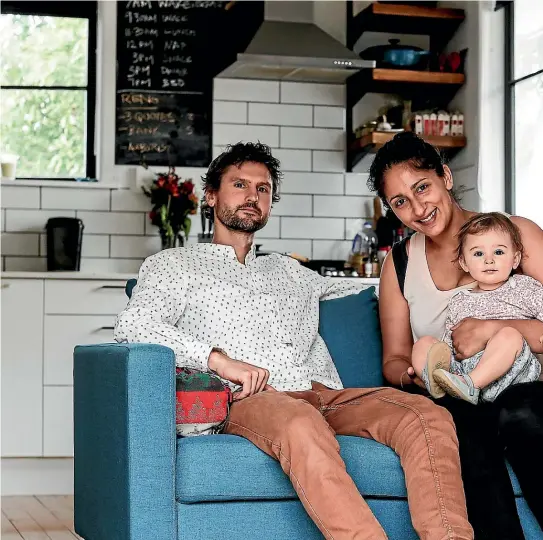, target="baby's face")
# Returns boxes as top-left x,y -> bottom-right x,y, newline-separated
459,229 -> 521,291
